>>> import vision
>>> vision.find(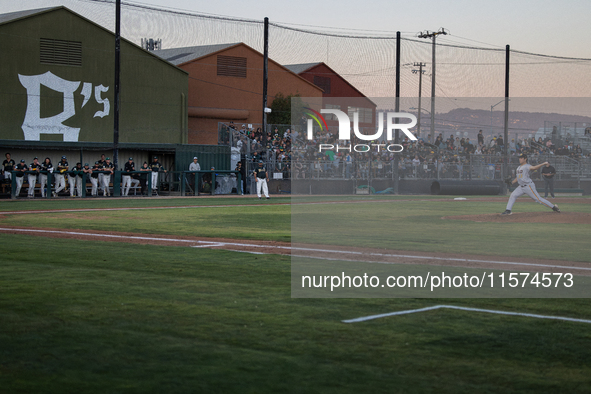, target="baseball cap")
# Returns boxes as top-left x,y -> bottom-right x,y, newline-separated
84,163 -> 89,166
518,153 -> 527,159
193,157 -> 198,160
62,155 -> 66,159
20,159 -> 25,162
95,161 -> 99,164
153,156 -> 158,159
106,157 -> 111,160
33,157 -> 38,159
129,157 -> 133,160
